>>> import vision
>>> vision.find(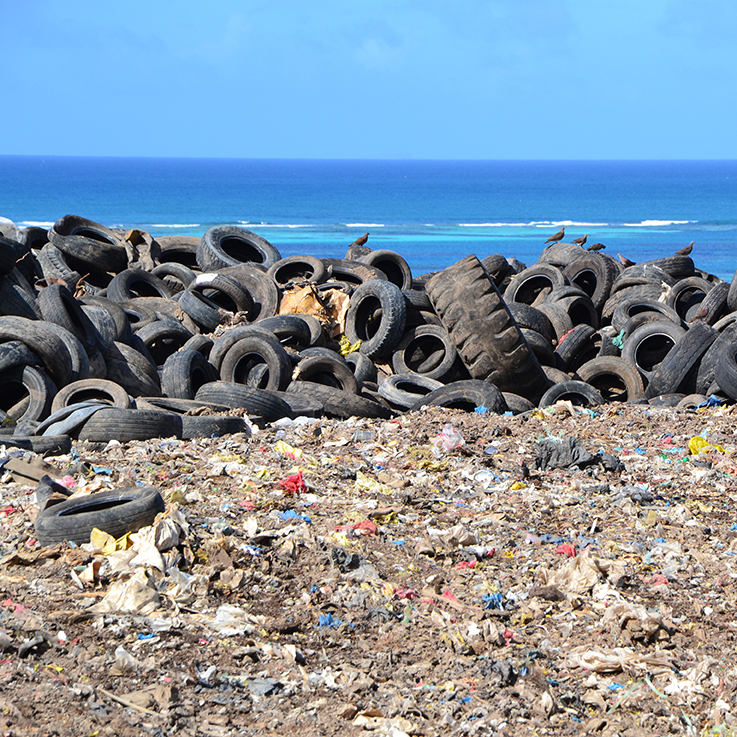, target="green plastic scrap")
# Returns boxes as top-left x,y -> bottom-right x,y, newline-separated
612,329 -> 626,350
